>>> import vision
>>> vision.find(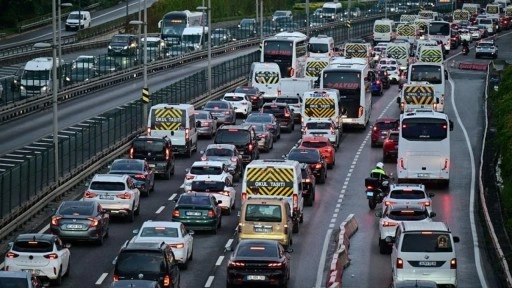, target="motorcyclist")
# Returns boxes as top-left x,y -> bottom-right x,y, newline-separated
462,39 -> 469,53
370,162 -> 390,180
